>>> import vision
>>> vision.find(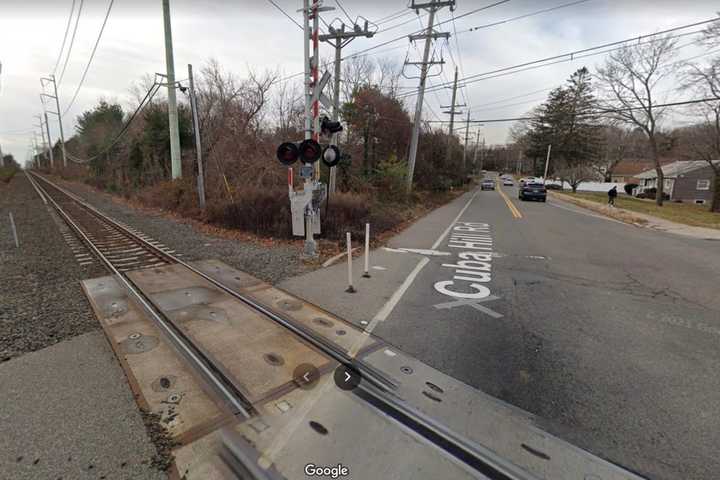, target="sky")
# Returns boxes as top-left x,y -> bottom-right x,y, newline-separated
0,0 -> 718,166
